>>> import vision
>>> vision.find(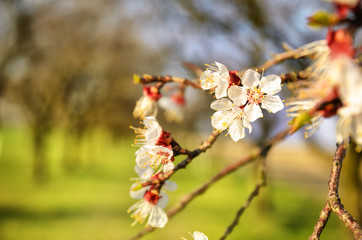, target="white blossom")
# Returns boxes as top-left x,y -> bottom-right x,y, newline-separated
131,116 -> 163,147
210,98 -> 253,142
135,145 -> 174,173
182,231 -> 208,240
128,197 -> 168,228
200,62 -> 230,99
